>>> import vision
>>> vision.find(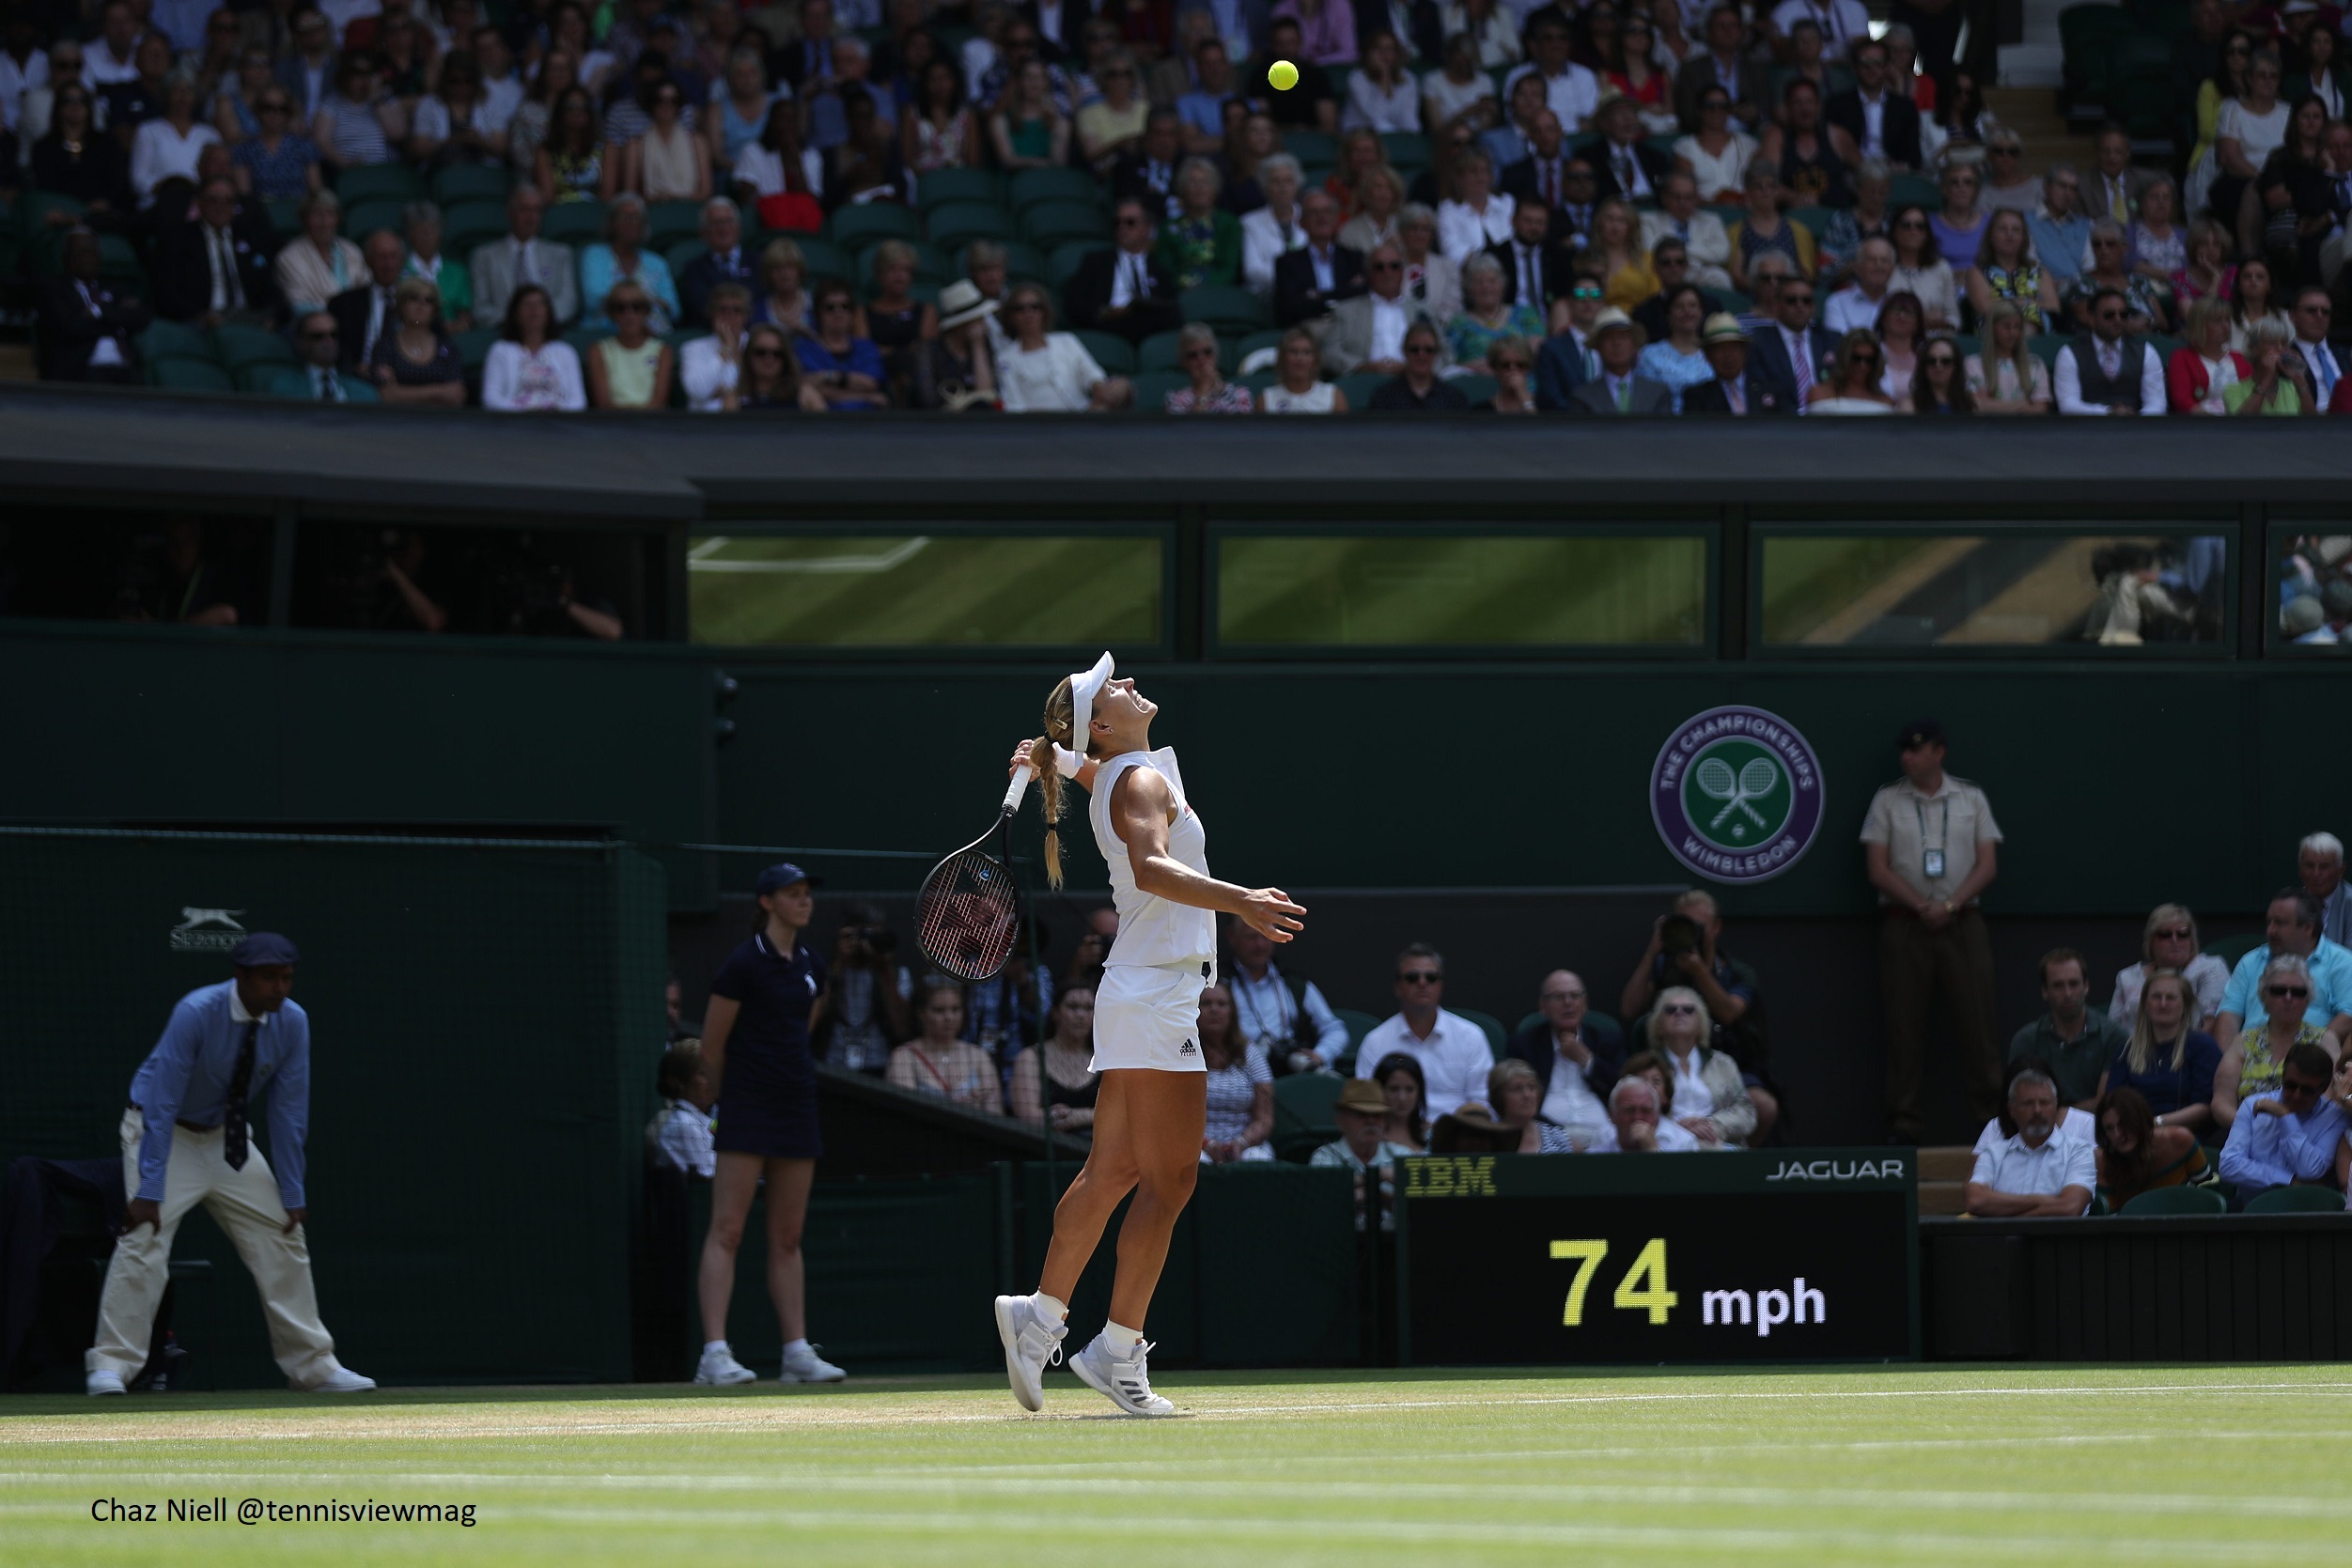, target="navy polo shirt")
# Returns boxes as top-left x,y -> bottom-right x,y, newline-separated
707,931 -> 827,1094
